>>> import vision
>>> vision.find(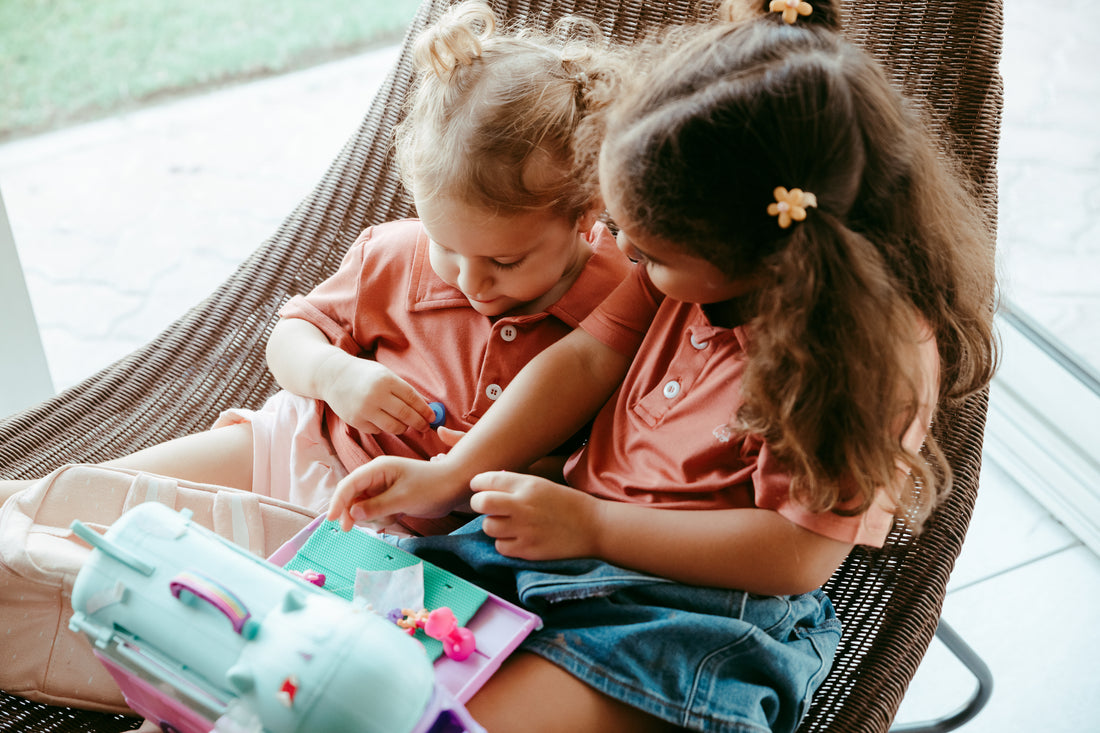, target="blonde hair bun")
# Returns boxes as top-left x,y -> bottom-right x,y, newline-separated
414,0 -> 497,78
